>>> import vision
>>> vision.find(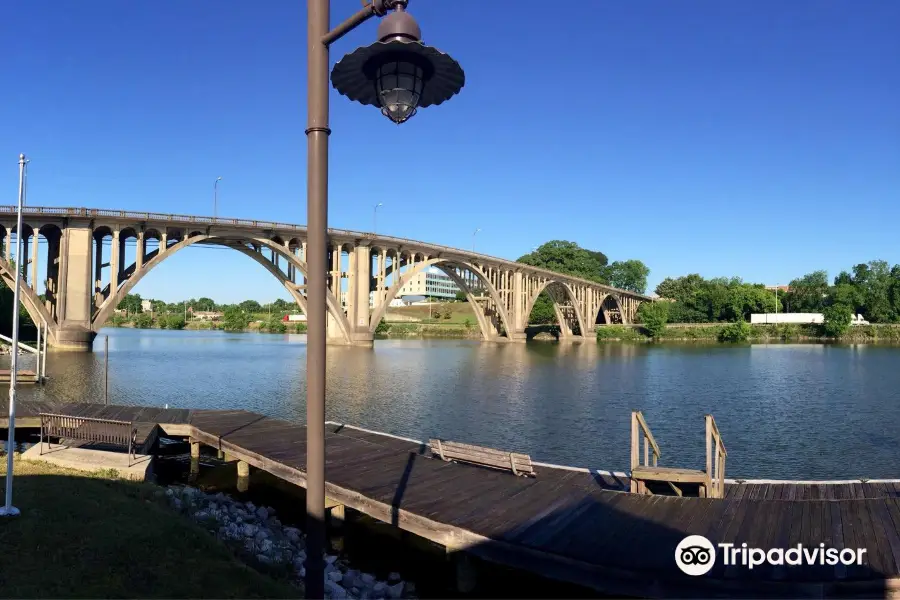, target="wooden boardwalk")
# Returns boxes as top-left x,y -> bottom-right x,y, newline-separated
4,400 -> 900,597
